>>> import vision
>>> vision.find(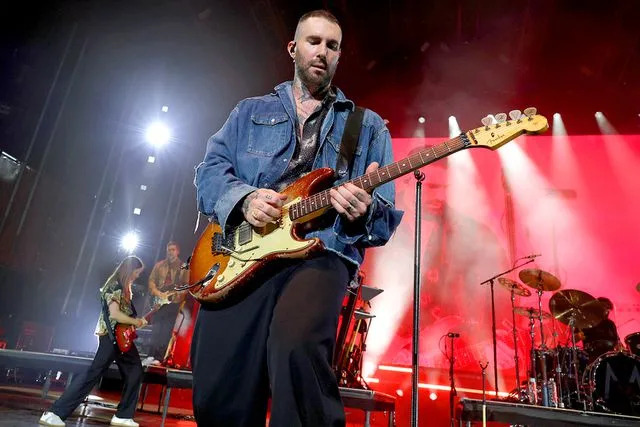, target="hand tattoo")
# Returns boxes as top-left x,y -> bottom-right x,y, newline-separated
242,192 -> 258,216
